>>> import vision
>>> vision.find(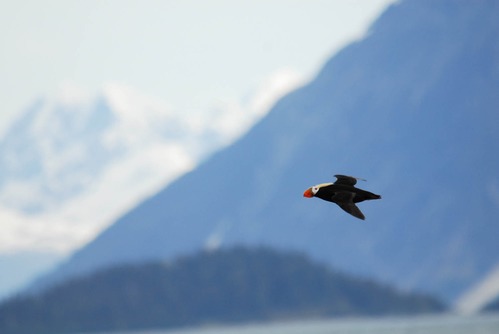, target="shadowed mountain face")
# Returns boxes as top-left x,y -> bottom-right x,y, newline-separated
35,0 -> 499,303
